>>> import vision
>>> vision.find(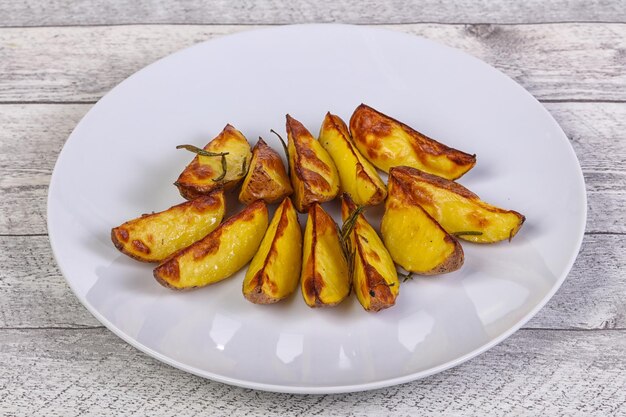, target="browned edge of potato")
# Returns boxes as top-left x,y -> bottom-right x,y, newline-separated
238,137 -> 293,205
350,104 -> 476,180
111,190 -> 226,263
286,114 -> 340,212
